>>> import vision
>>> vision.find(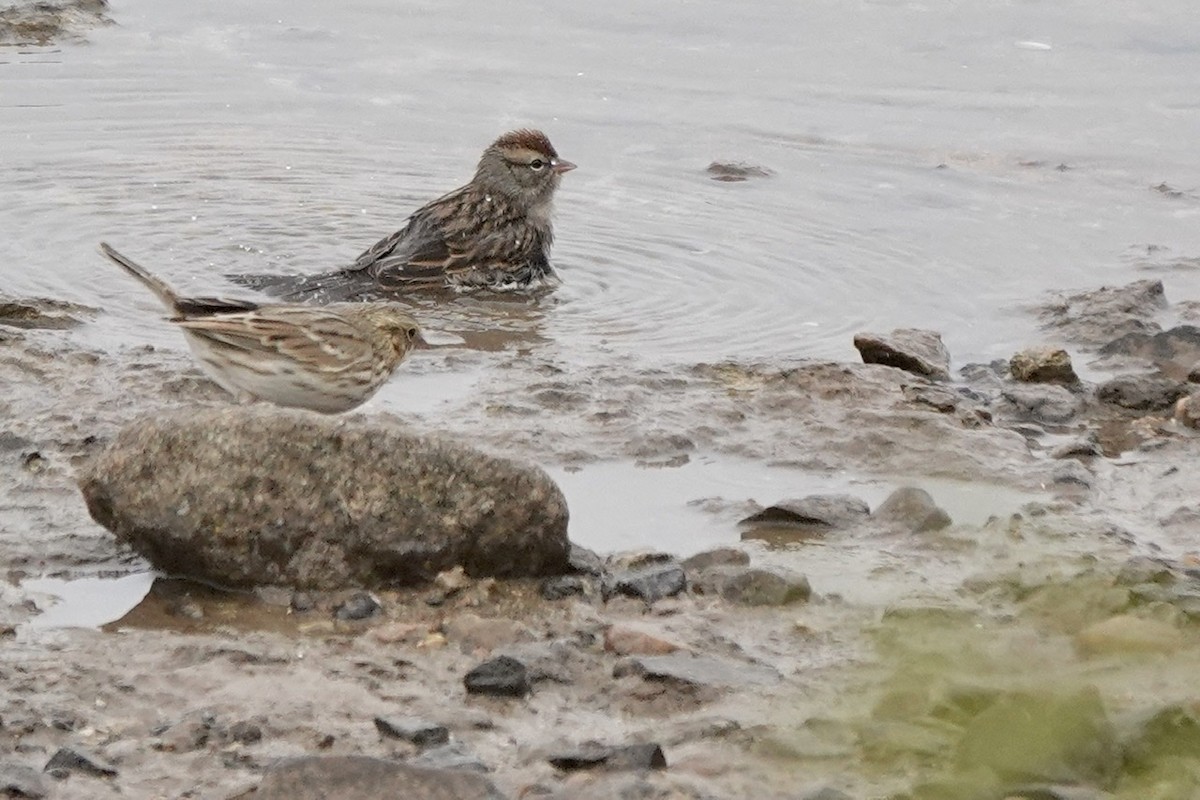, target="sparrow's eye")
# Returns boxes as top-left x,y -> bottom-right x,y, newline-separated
529,159 -> 546,171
